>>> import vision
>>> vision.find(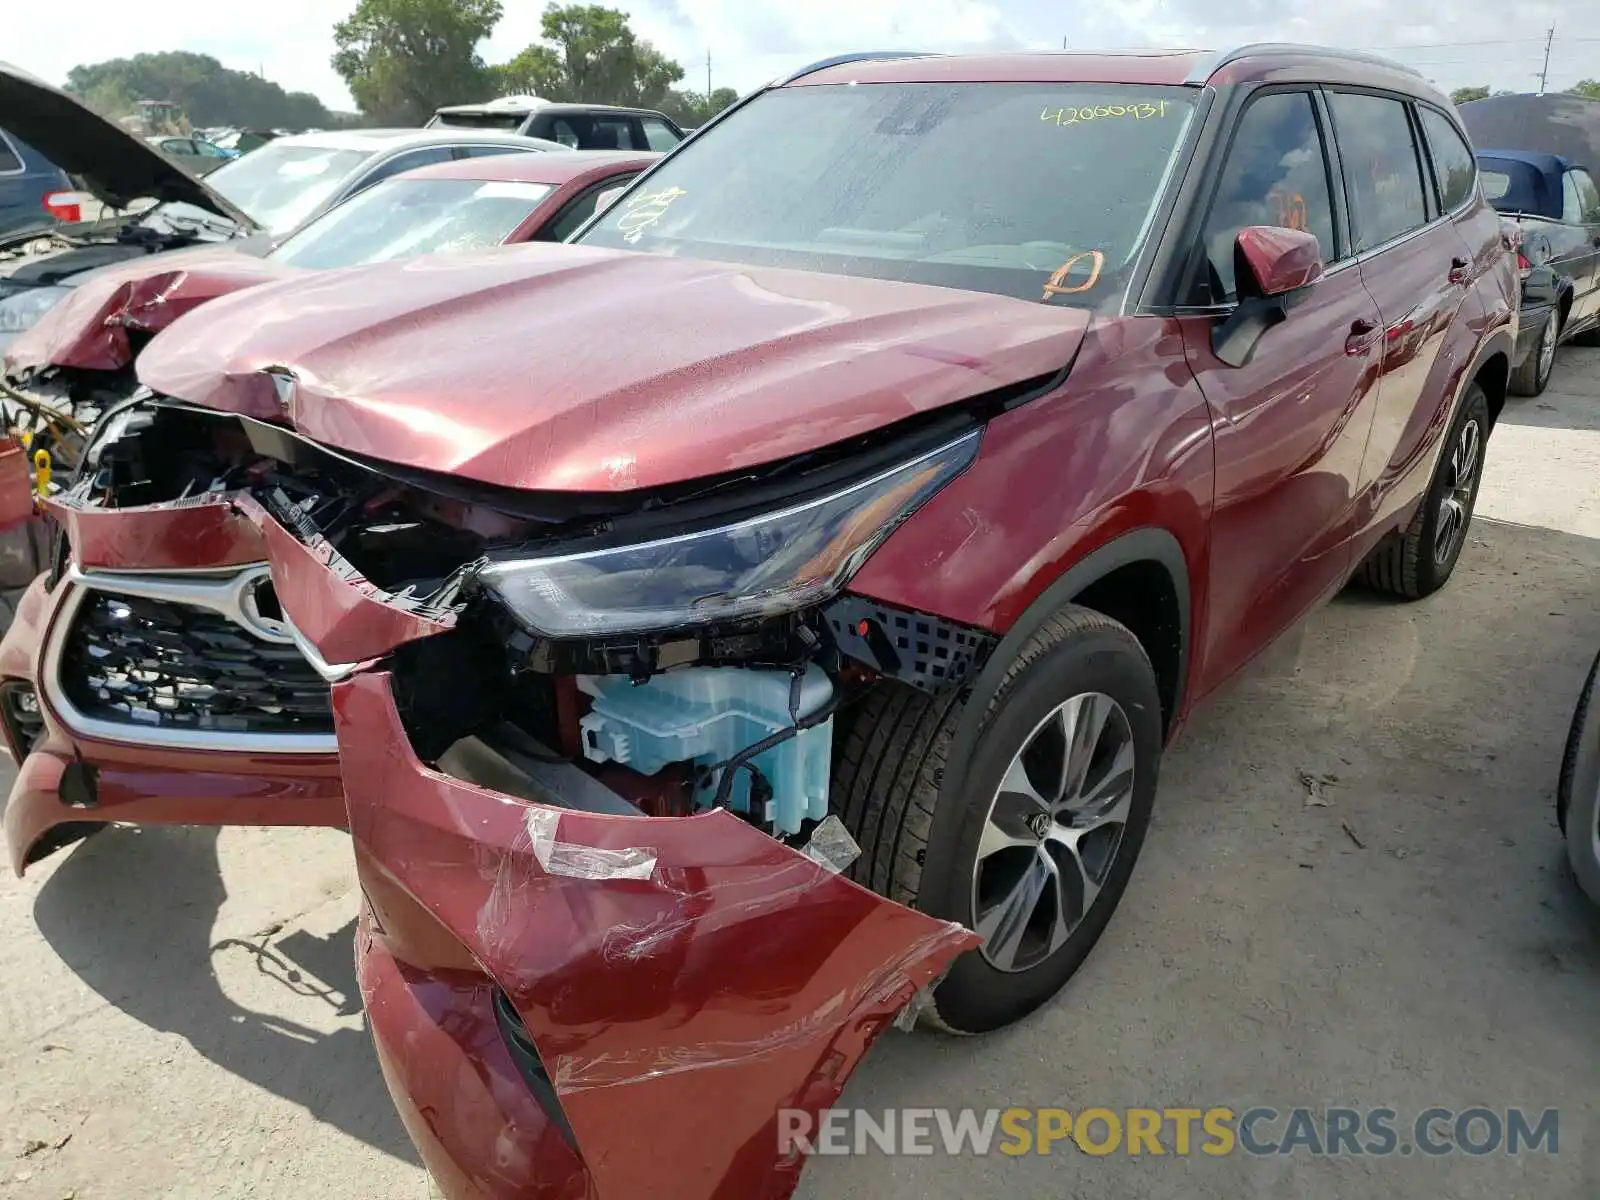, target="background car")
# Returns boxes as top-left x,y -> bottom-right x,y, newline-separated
0,148 -> 658,567
0,125 -> 70,241
428,95 -> 686,150
192,126 -> 572,238
1477,149 -> 1600,371
145,133 -> 238,175
0,69 -> 572,361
